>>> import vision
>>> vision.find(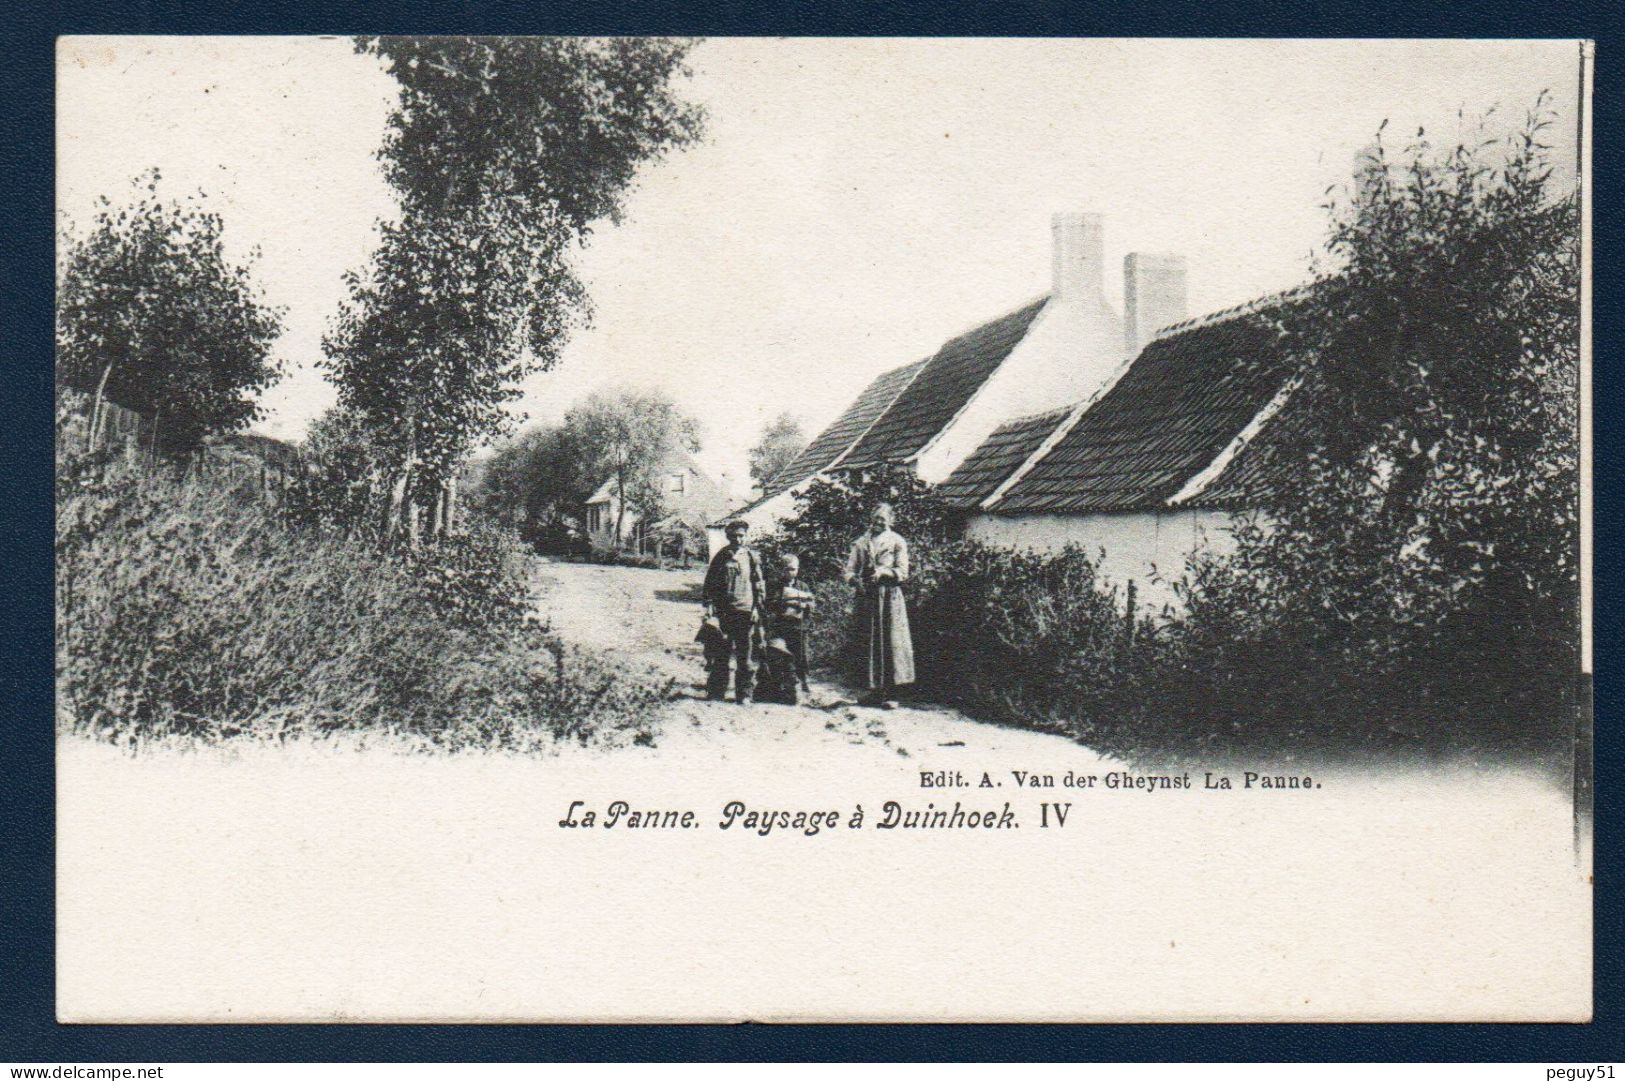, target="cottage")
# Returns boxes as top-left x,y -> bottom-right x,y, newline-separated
953,292 -> 1303,609
587,452 -> 732,559
708,210 -> 1309,604
712,211 -> 1188,553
